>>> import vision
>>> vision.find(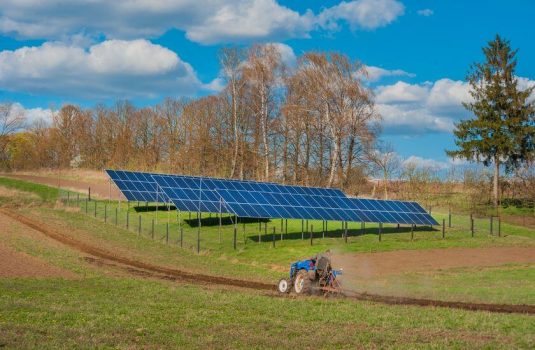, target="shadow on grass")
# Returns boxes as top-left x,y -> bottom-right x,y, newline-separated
247,225 -> 436,242
134,204 -> 176,212
184,216 -> 270,228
